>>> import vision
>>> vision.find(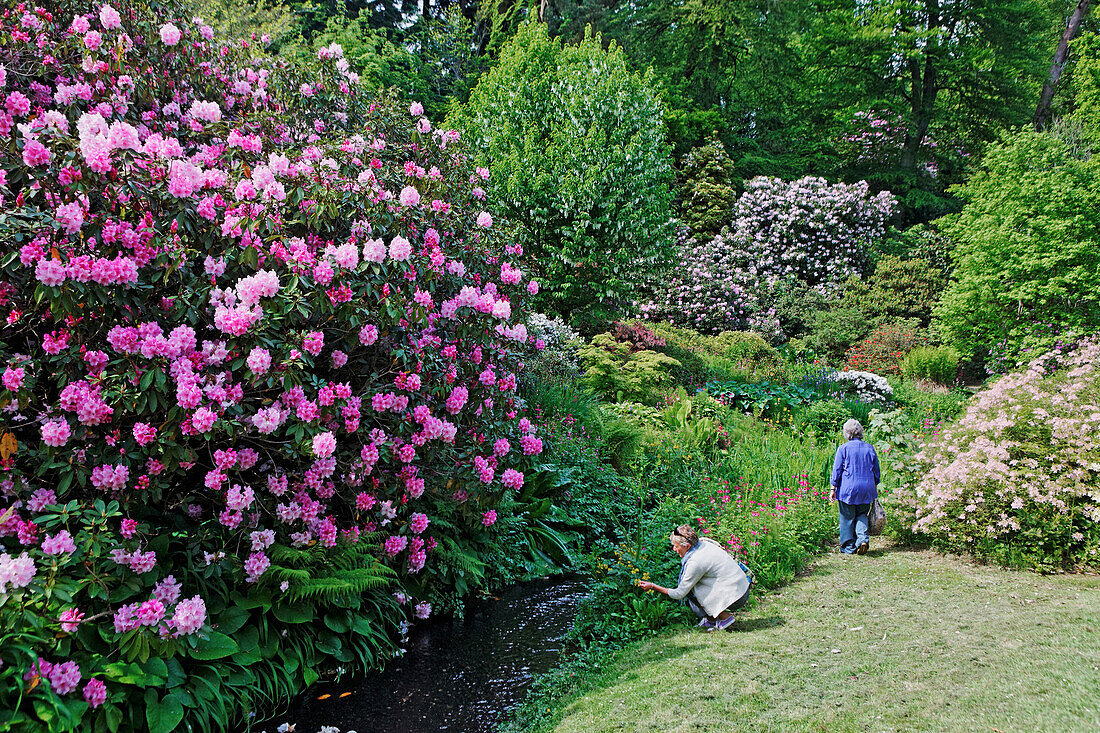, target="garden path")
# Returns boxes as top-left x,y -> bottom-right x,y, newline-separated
550,543 -> 1100,732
